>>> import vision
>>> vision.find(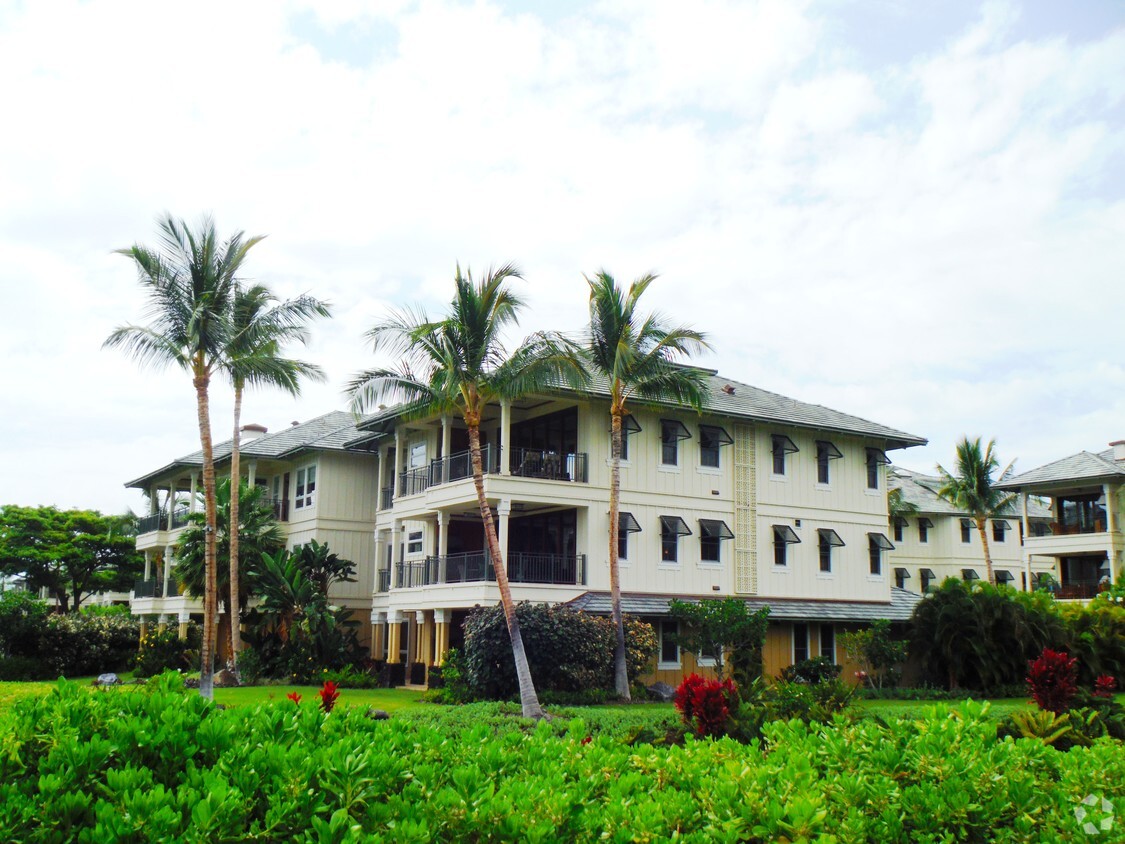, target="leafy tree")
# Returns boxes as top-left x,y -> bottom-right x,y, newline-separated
222,283 -> 329,664
175,479 -> 285,614
839,619 -> 908,689
348,264 -> 586,719
936,437 -> 1015,584
584,271 -> 709,700
0,505 -> 142,613
667,598 -> 770,687
887,487 -> 919,536
106,214 -> 263,698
